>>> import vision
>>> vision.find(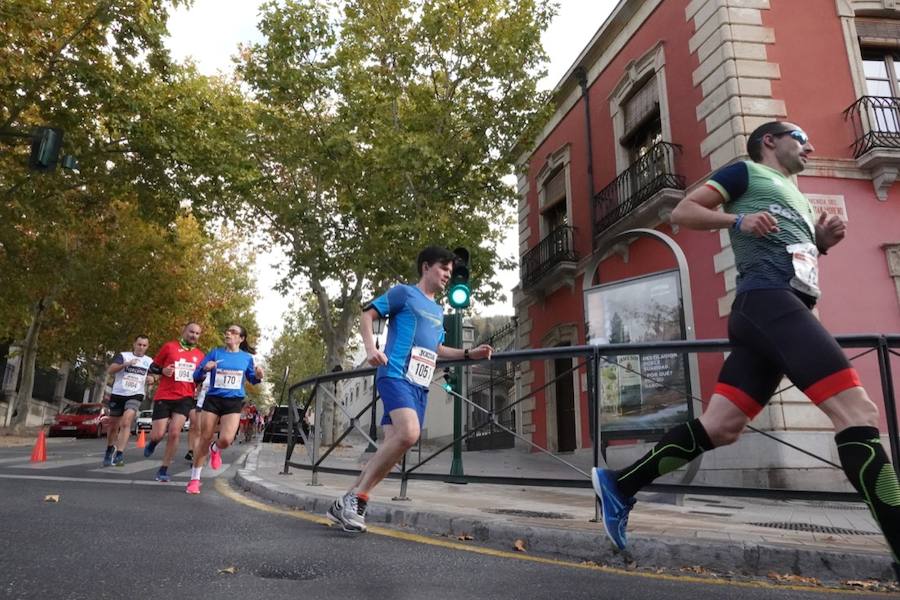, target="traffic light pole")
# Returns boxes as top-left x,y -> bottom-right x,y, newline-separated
448,309 -> 465,482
